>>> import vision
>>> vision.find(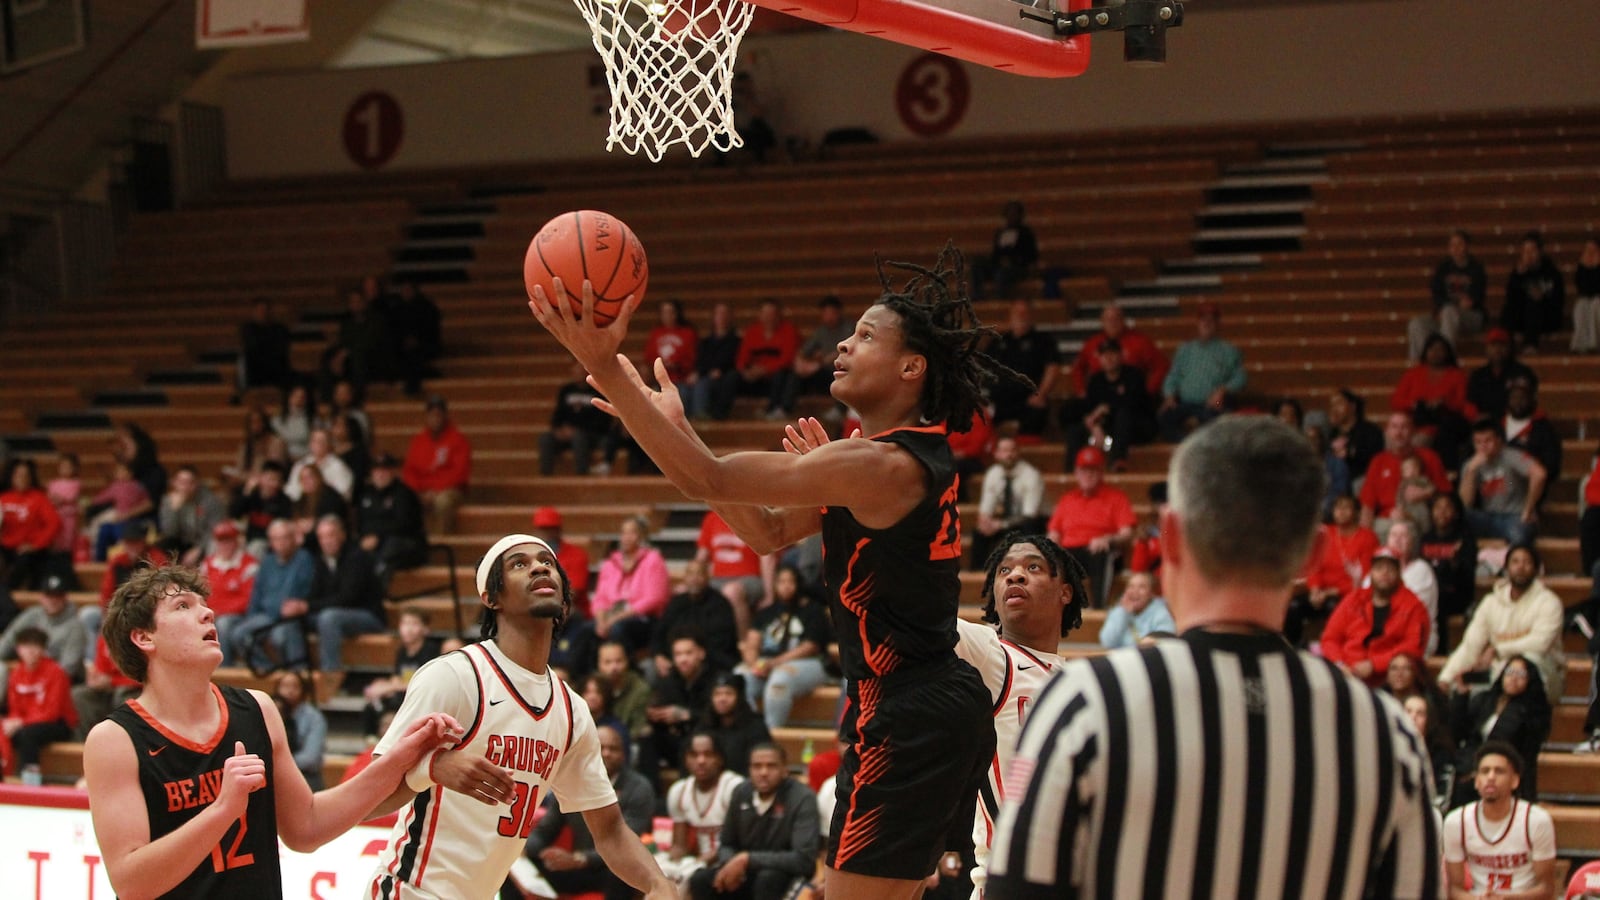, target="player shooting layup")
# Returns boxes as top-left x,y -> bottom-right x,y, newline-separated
531,245 -> 1025,900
